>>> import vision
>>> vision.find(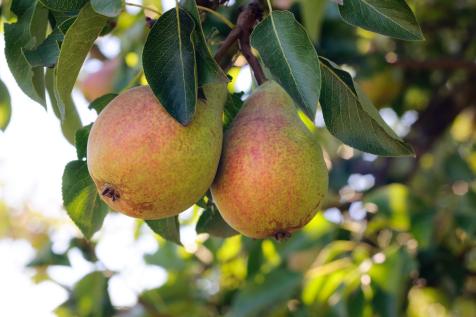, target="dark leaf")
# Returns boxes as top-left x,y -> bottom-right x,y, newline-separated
88,93 -> 117,114
142,6 -> 197,125
196,205 -> 238,238
251,10 -> 321,119
181,0 -> 228,85
4,0 -> 47,107
38,0 -> 87,13
23,27 -> 62,68
91,0 -> 122,18
146,216 -> 182,245
319,57 -> 414,156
